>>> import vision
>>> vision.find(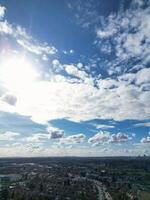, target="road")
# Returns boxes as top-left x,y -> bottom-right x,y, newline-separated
74,176 -> 113,200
